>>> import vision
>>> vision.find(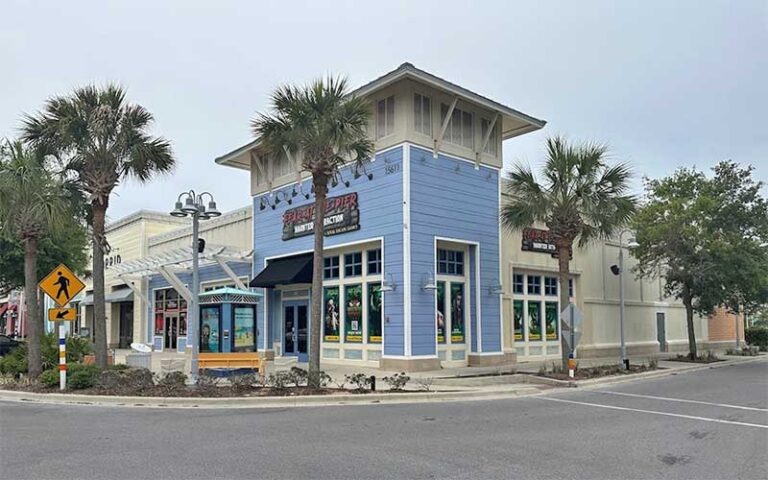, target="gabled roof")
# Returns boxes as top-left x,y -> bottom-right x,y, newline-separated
349,62 -> 546,137
215,62 -> 546,170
